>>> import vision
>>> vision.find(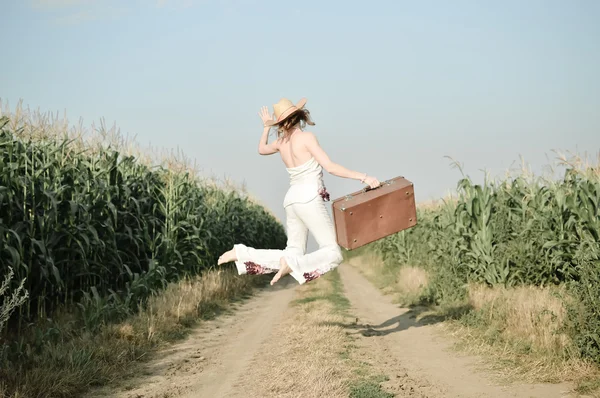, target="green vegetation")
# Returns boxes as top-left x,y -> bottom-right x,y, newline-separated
349,377 -> 394,398
0,104 -> 286,397
292,266 -> 351,313
357,155 -> 600,389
